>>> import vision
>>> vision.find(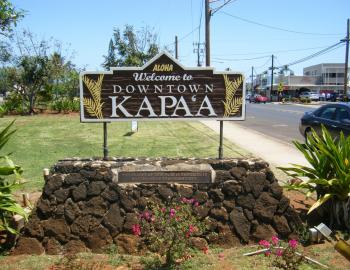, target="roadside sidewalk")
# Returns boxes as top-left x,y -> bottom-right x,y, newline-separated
201,120 -> 310,182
